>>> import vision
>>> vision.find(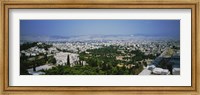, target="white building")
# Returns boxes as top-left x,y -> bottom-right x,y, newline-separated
54,52 -> 79,67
